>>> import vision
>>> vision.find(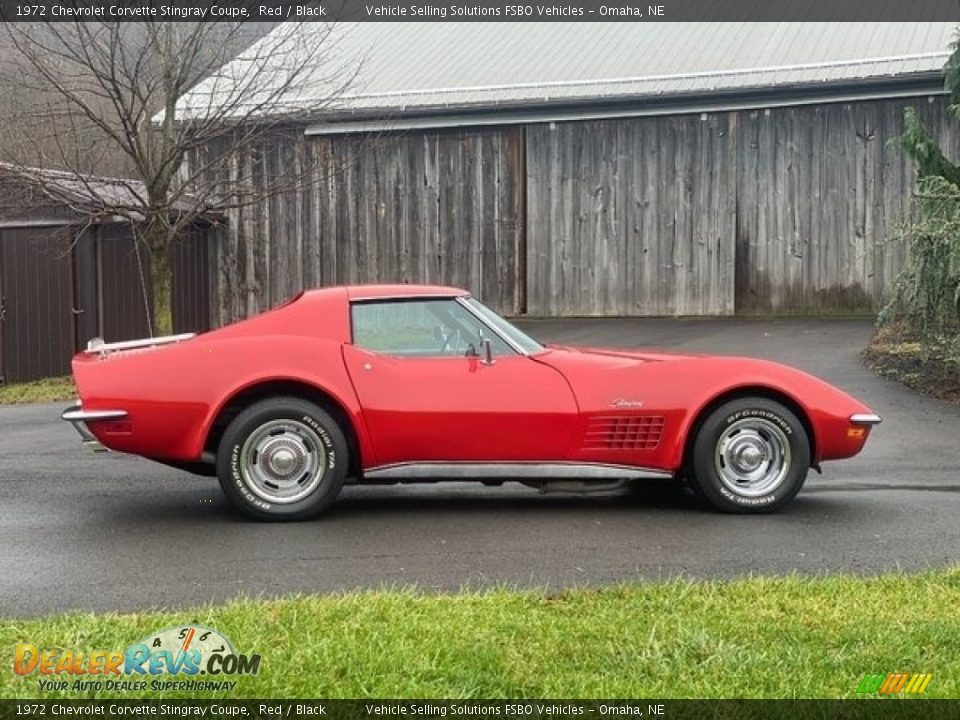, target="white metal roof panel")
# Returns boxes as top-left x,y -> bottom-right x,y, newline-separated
173,22 -> 957,122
